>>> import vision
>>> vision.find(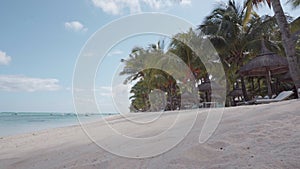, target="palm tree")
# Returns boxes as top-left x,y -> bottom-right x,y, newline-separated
129,80 -> 151,112
288,0 -> 300,7
169,29 -> 219,105
244,0 -> 300,97
199,0 -> 279,101
120,41 -> 182,112
169,29 -> 208,82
